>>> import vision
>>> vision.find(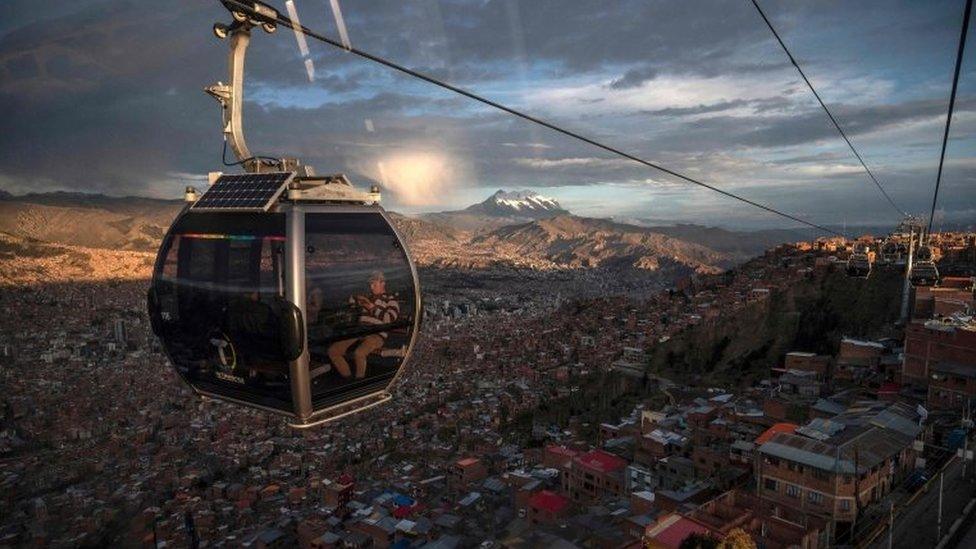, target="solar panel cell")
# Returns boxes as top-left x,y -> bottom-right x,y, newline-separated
192,172 -> 295,212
